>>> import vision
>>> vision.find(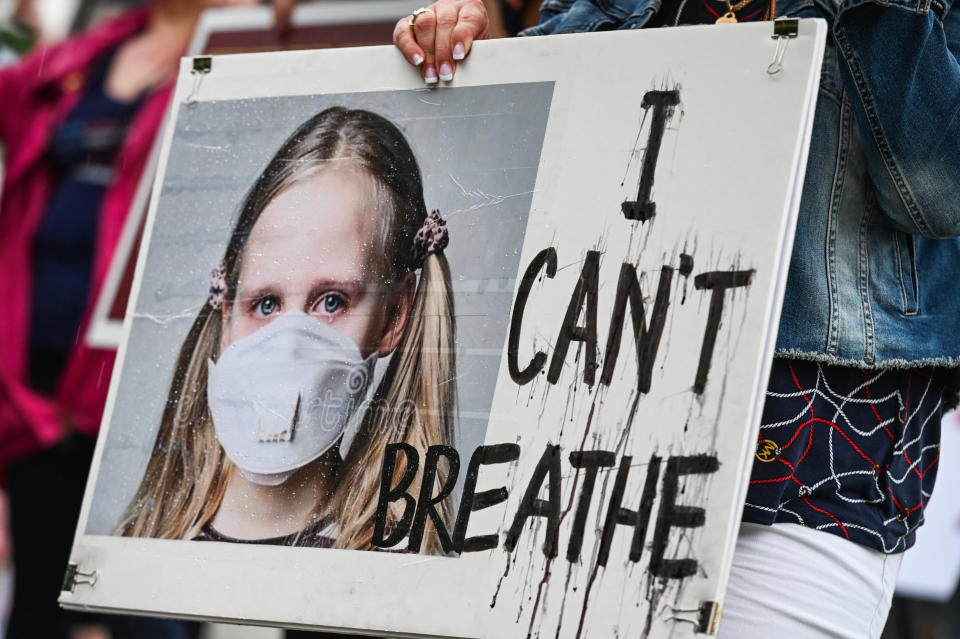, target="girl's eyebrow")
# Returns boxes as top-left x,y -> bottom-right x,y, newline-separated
234,285 -> 277,302
304,279 -> 368,304
309,278 -> 367,291
237,277 -> 365,293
